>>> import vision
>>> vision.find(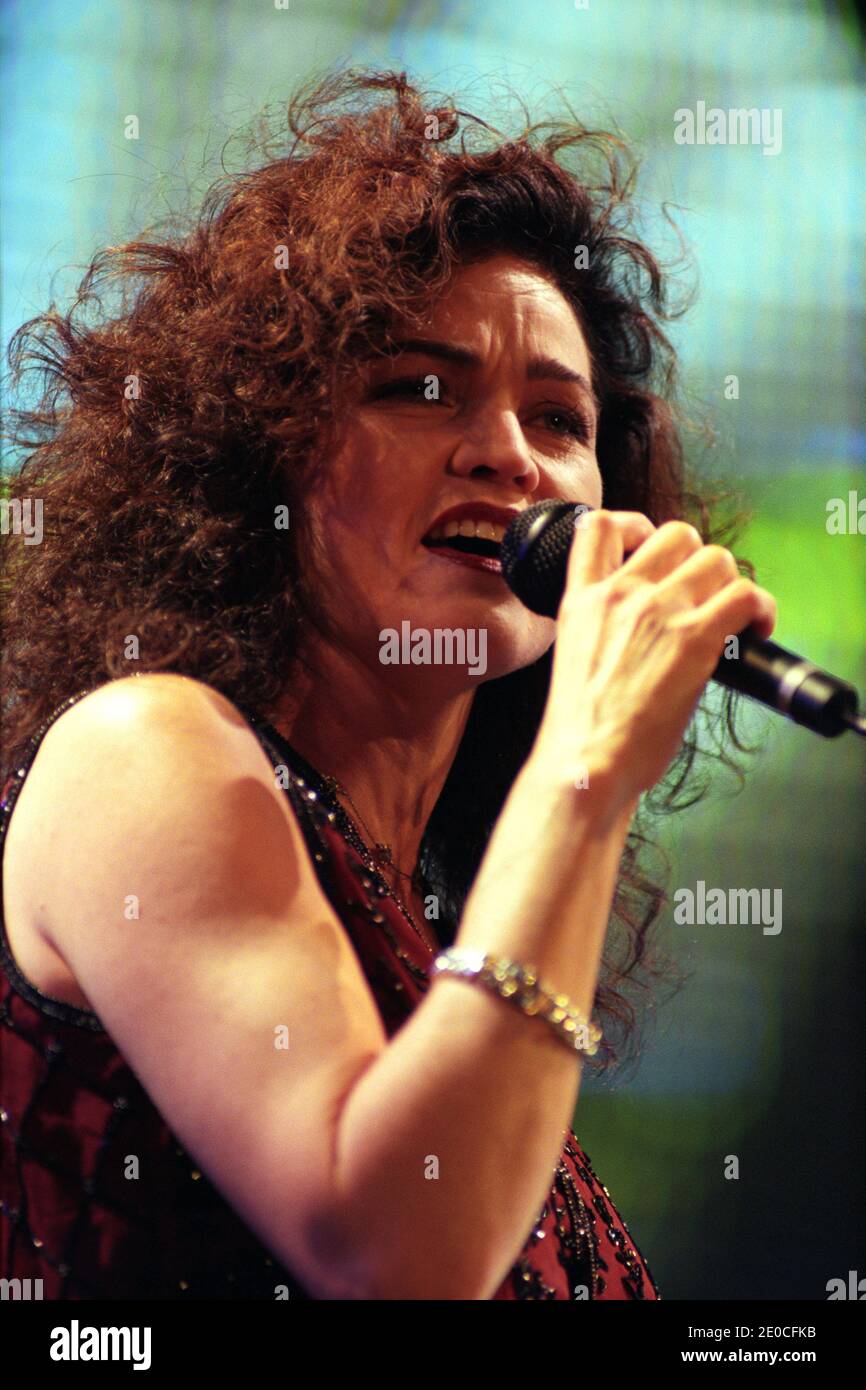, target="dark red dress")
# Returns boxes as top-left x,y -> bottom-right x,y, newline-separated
0,687 -> 660,1300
